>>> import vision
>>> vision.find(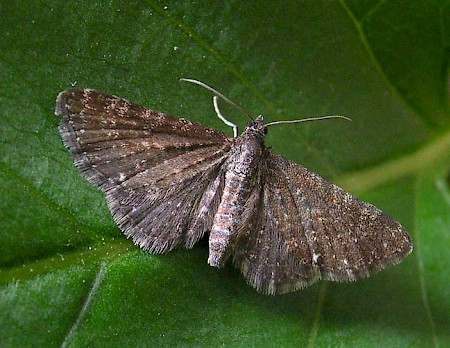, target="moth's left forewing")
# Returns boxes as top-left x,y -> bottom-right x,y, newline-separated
233,150 -> 322,295
233,150 -> 413,295
271,153 -> 413,278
